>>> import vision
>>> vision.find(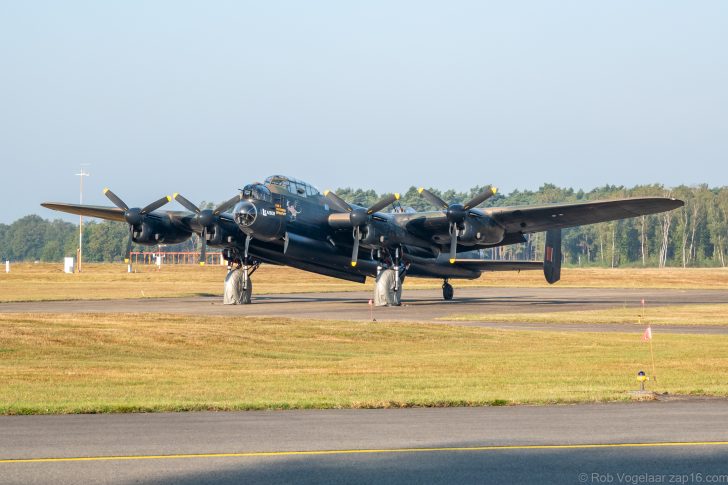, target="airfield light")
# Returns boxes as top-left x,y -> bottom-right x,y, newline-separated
636,370 -> 649,391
